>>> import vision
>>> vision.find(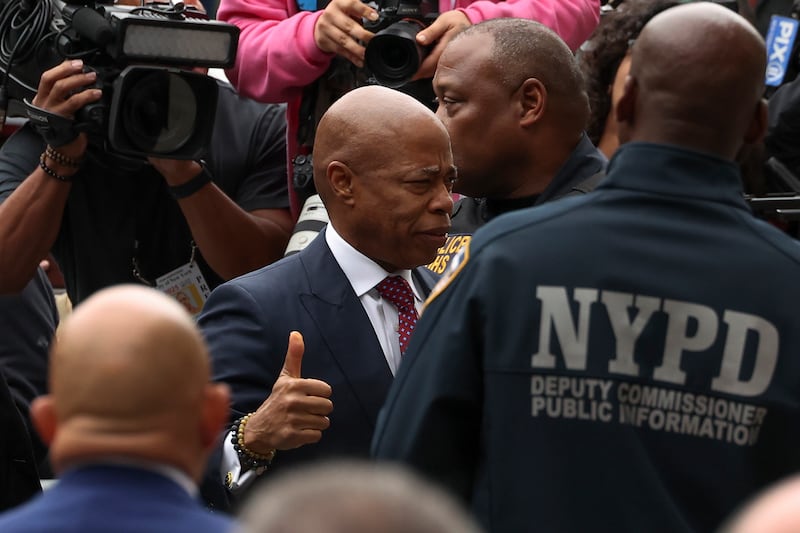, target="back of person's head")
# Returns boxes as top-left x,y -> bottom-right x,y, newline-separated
311,85 -> 454,272
456,18 -> 589,134
617,2 -> 767,159
434,18 -> 588,198
579,0 -> 680,147
720,474 -> 800,533
30,285 -> 229,481
236,460 -> 483,533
